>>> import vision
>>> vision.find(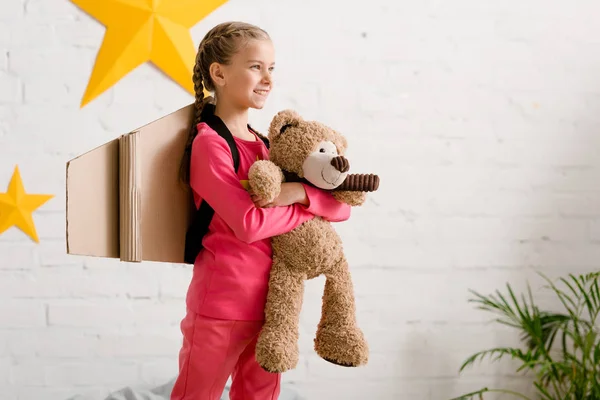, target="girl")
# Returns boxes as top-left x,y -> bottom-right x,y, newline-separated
172,21 -> 352,400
